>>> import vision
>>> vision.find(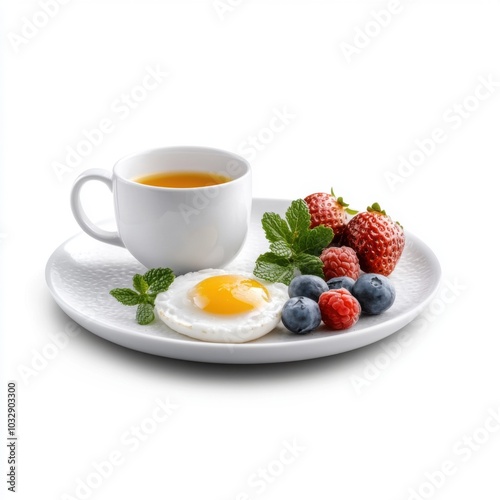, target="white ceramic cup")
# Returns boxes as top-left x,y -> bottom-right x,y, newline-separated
70,146 -> 252,274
